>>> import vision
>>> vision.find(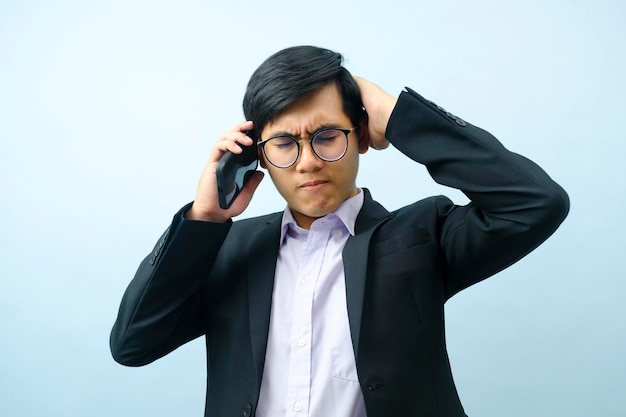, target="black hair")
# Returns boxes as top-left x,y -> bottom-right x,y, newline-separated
242,45 -> 364,140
